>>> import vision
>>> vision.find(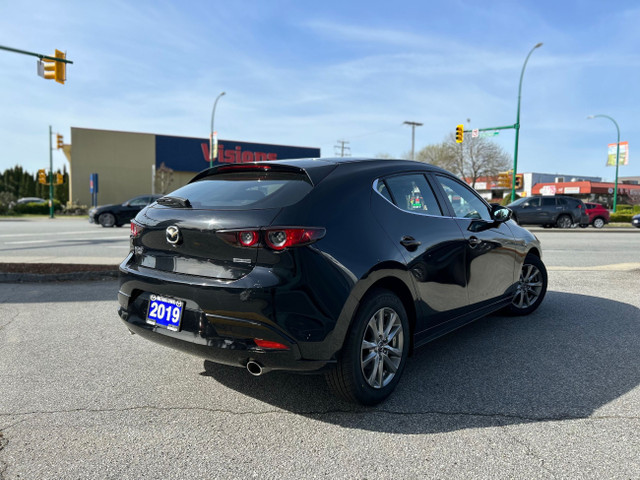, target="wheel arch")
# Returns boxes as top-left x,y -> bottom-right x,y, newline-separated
356,276 -> 417,355
526,246 -> 542,259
